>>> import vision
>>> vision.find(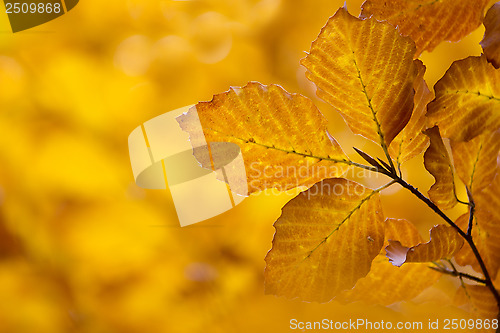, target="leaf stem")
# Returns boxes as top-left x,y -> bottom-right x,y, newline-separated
429,260 -> 487,284
465,188 -> 475,237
